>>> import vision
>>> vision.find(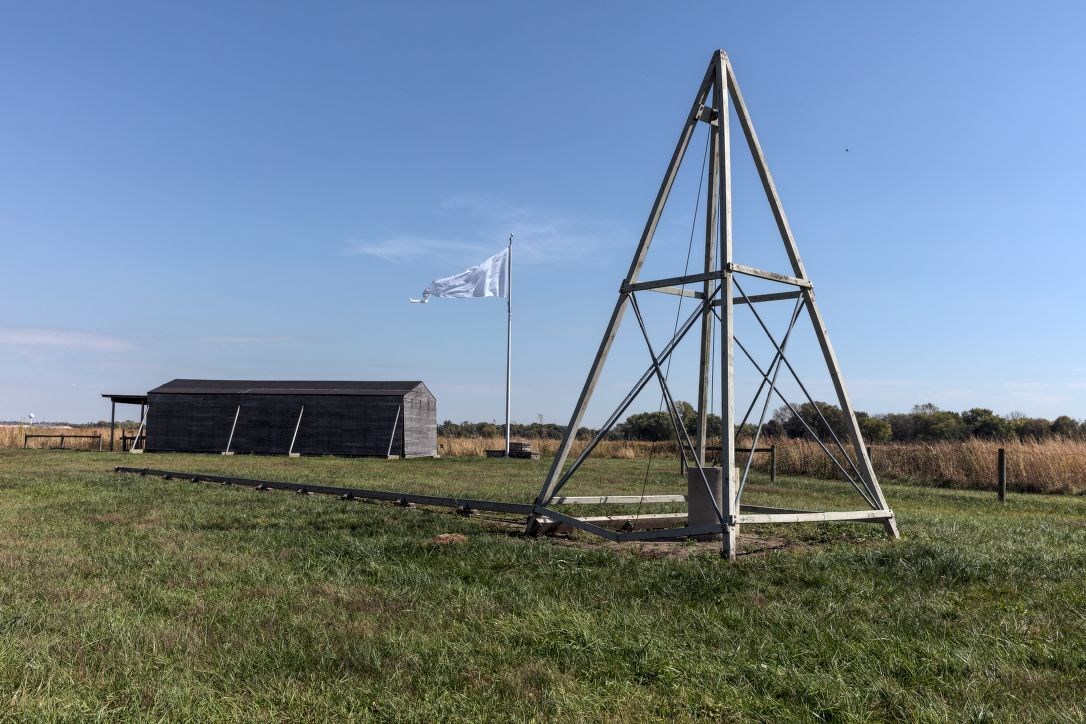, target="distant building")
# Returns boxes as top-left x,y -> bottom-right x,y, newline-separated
136,379 -> 436,457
